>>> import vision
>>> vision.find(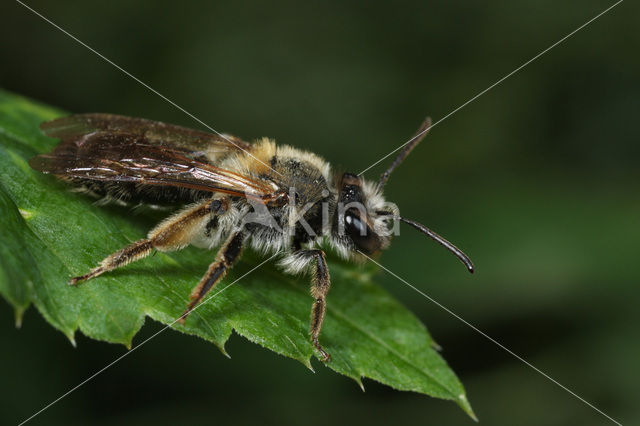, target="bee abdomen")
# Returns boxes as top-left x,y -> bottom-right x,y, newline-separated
68,178 -> 211,205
